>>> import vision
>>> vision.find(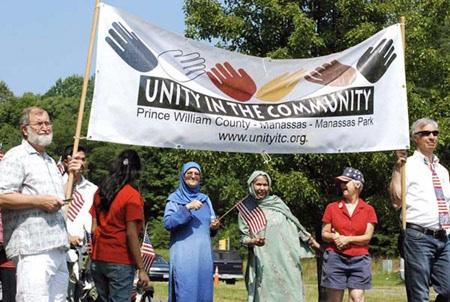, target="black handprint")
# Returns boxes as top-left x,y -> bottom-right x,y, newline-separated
106,22 -> 158,72
357,39 -> 397,83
